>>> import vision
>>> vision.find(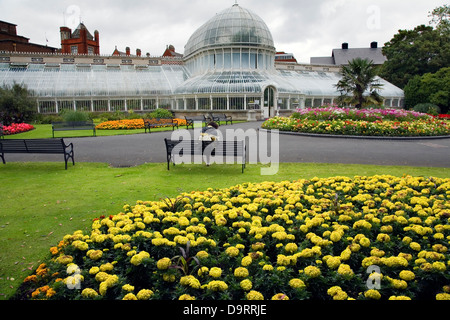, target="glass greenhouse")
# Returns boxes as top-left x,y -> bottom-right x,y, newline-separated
0,4 -> 404,116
